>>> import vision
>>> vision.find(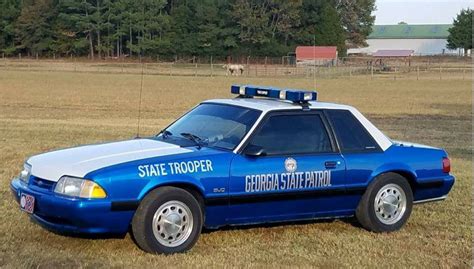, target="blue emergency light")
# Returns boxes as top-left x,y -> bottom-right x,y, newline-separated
231,85 -> 317,103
